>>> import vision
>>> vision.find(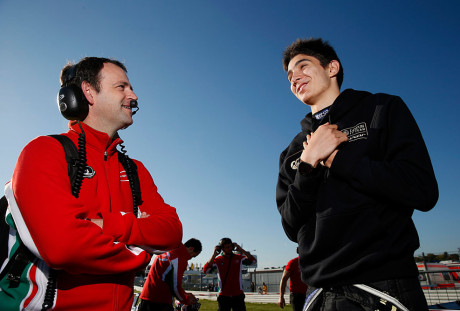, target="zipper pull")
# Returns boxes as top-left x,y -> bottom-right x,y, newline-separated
104,151 -> 107,161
